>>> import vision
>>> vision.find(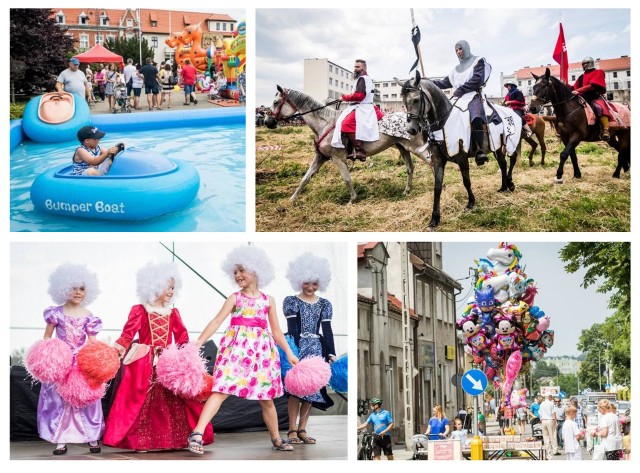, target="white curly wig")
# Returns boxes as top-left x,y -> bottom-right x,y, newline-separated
221,245 -> 275,287
286,252 -> 332,292
48,263 -> 100,305
136,262 -> 182,305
